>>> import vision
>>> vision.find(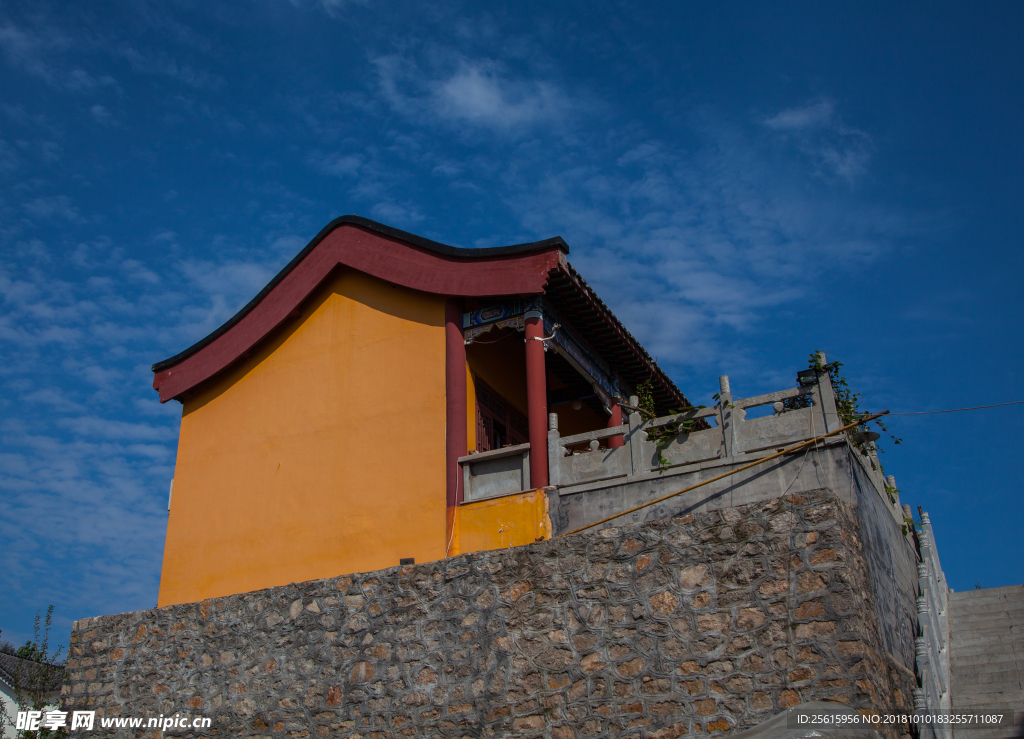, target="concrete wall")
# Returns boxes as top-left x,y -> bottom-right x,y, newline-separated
68,489 -> 914,739
160,269 -> 449,607
841,448 -> 920,673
